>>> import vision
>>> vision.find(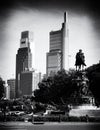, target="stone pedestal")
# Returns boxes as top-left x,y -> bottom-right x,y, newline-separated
70,71 -> 95,107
